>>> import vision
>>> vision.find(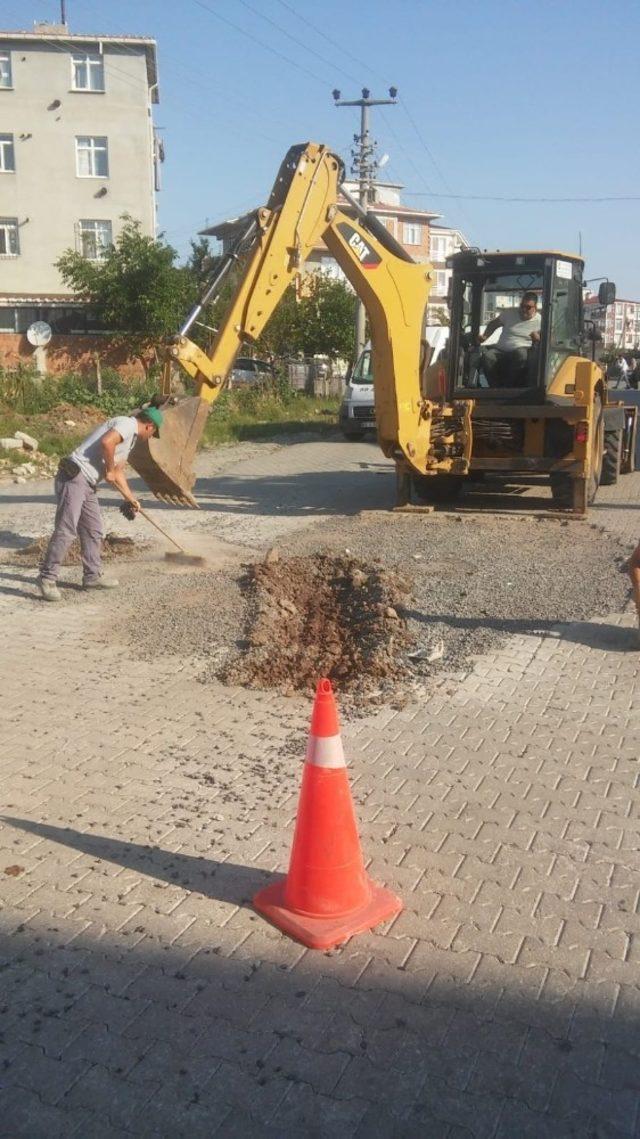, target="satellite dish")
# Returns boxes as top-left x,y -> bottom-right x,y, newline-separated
26,321 -> 52,347
379,154 -> 390,169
